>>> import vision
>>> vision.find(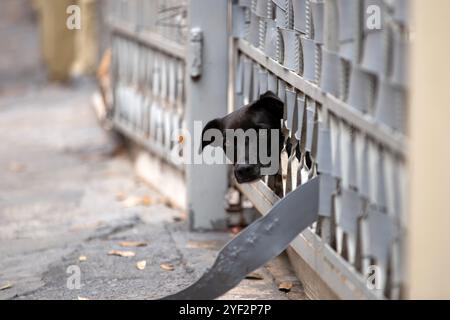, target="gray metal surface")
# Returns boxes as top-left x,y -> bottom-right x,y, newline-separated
106,0 -> 411,300
236,40 -> 406,156
231,0 -> 410,300
107,0 -> 230,230
163,176 -> 322,300
108,0 -> 188,171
